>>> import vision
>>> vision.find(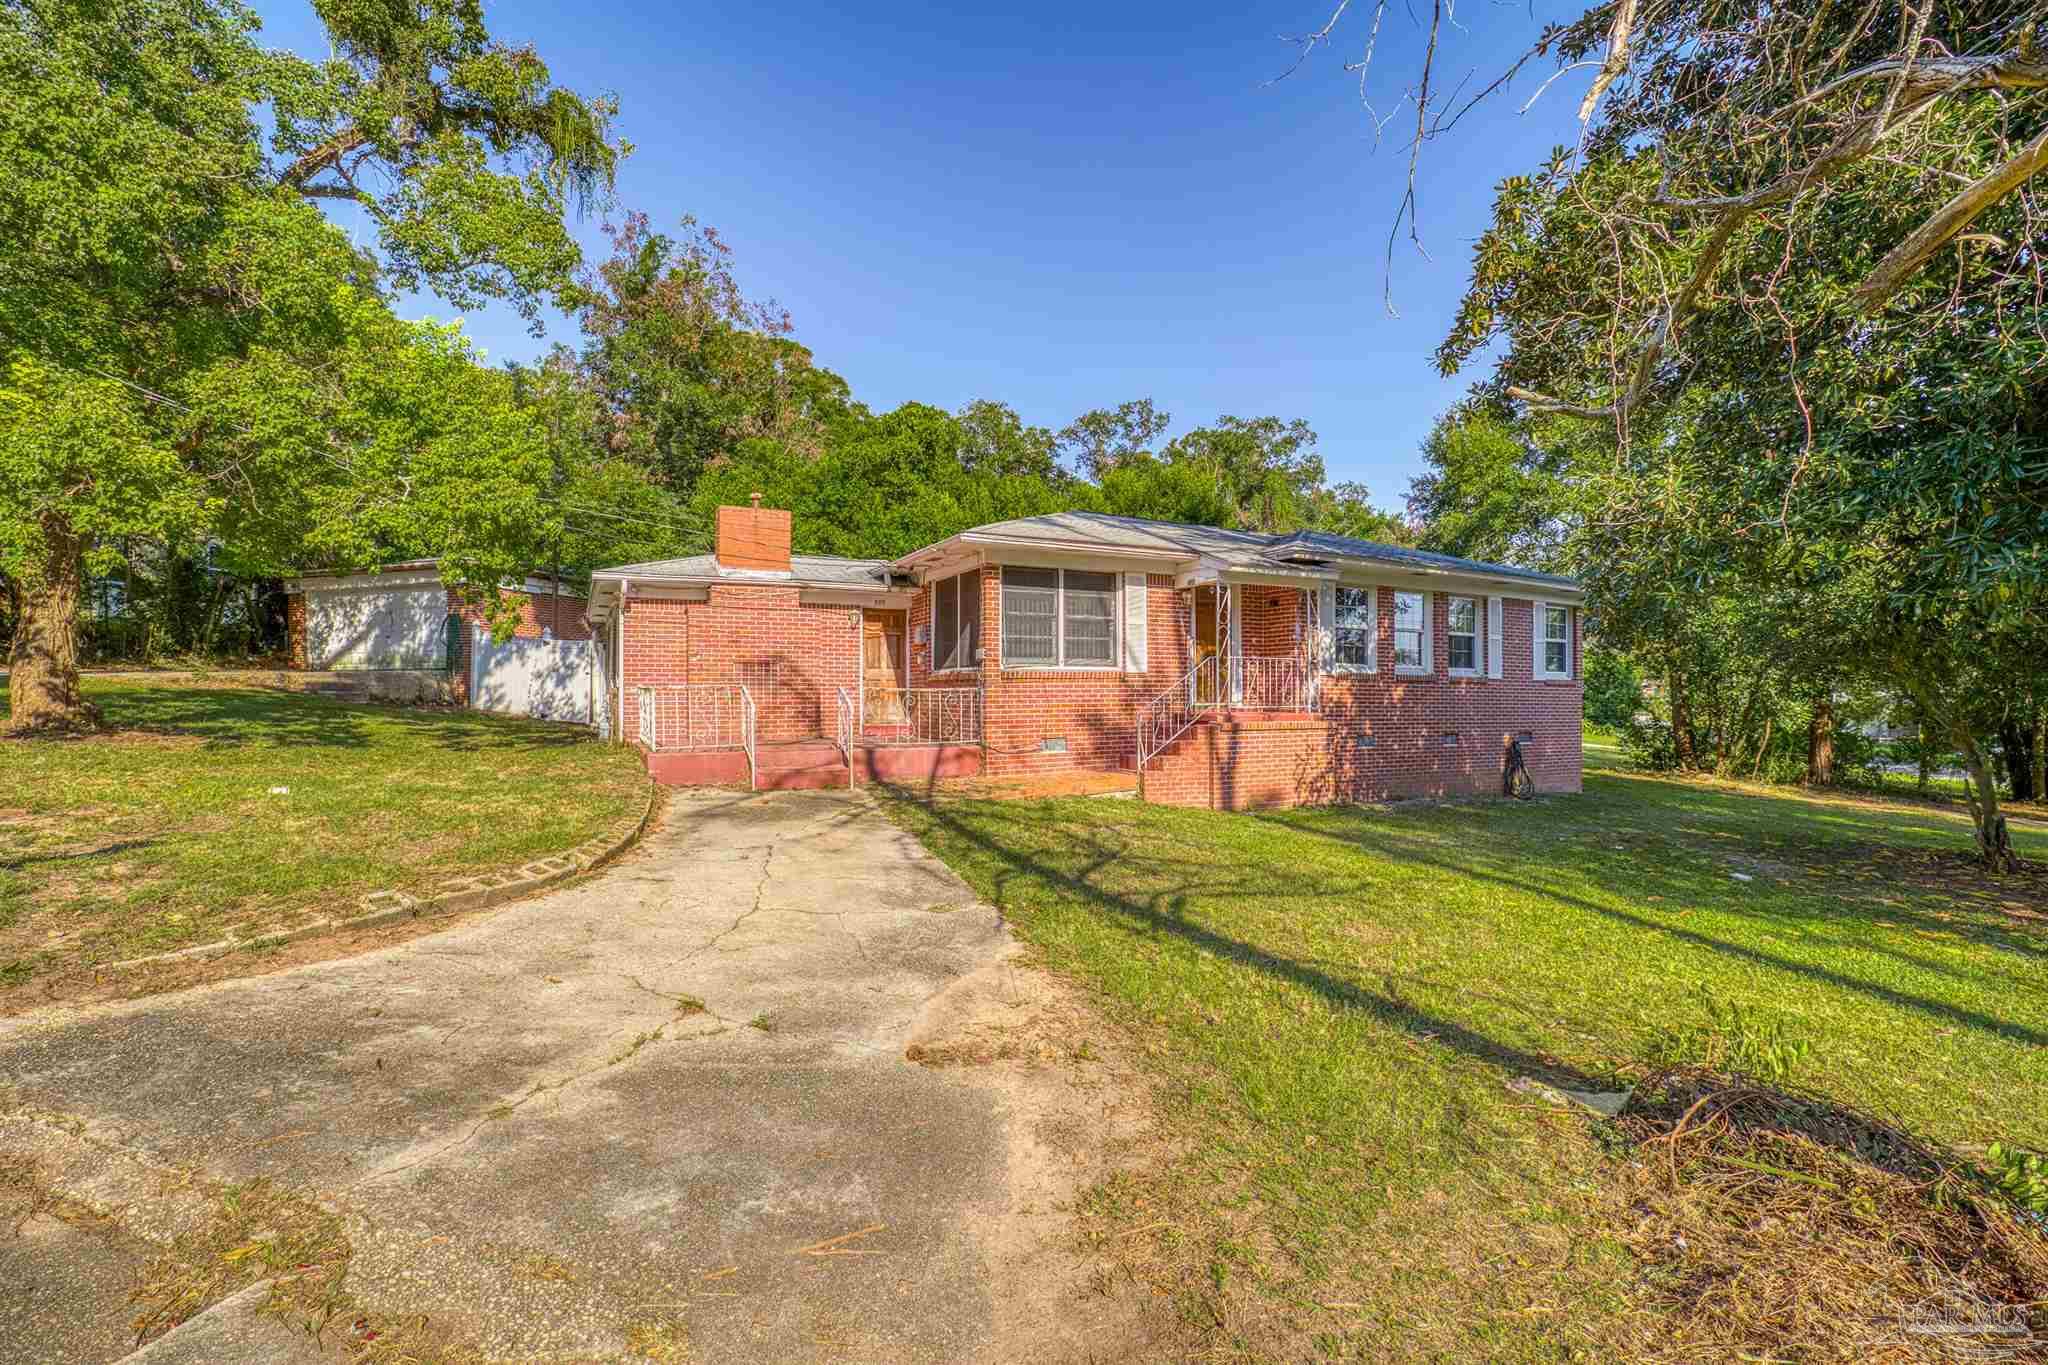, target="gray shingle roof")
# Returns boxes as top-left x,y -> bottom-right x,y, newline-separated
593,553 -> 895,590
955,511 -> 1576,587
